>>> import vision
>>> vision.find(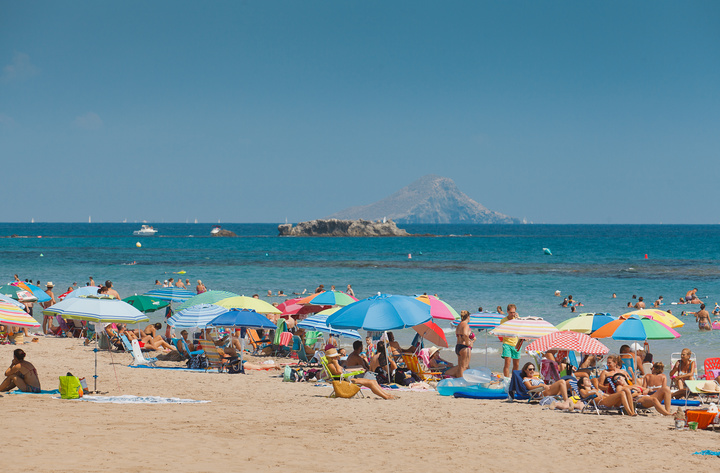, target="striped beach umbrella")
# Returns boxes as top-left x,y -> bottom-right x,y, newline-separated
296,291 -> 358,307
525,330 -> 609,355
43,295 -> 149,324
0,293 -> 26,309
415,294 -> 460,321
451,312 -> 504,329
620,309 -> 684,329
555,313 -> 616,334
490,317 -> 558,340
0,301 -> 41,328
168,304 -> 229,328
176,290 -> 239,311
60,286 -> 101,300
143,287 -> 196,302
297,309 -> 362,340
214,296 -> 281,314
